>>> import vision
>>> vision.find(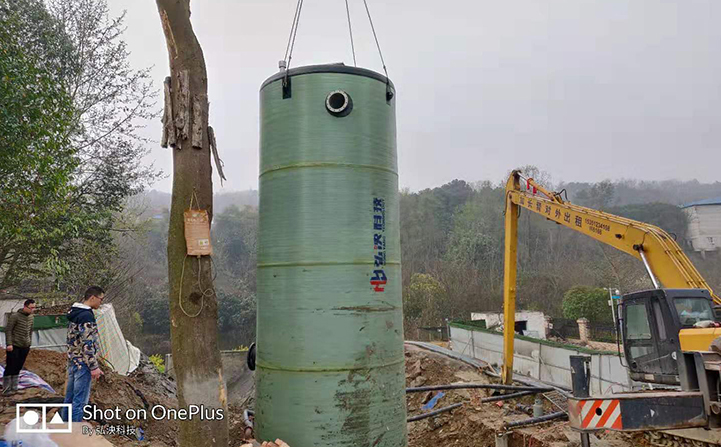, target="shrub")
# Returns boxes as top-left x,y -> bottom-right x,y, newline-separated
562,286 -> 613,323
149,354 -> 165,374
